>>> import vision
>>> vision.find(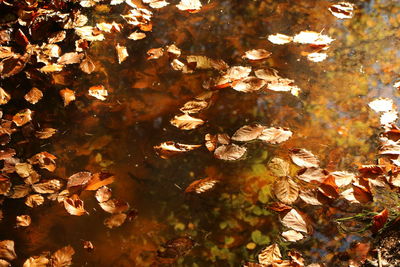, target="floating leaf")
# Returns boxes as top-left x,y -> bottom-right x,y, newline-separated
16,215 -> 31,227
185,177 -> 218,194
380,110 -> 398,125
35,128 -> 57,139
258,243 -> 281,265
63,195 -> 87,216
232,77 -> 266,93
299,189 -> 323,205
29,152 -> 57,172
95,186 -> 112,203
24,87 -> 43,104
32,179 -> 62,194
329,2 -> 354,19
273,177 -> 299,204
372,208 -> 388,233
267,202 -> 292,212
268,33 -> 293,44
0,240 -> 16,261
88,85 -> 108,101
13,109 -> 33,126
158,236 -> 195,258
307,52 -> 327,62
80,57 -> 95,74
25,194 -> 44,208
99,199 -> 129,214
180,99 -> 209,114
242,49 -> 271,60
59,88 -> 76,106
231,124 -> 265,142
258,127 -> 292,144
214,144 -> 246,161
297,167 -> 327,183
104,213 -> 127,228
290,149 -> 319,168
82,241 -> 94,252
368,98 -> 395,113
226,66 -> 252,81
293,31 -> 334,46
23,255 -> 49,267
281,209 -> 310,233
0,88 -> 11,105
51,246 -> 75,267
57,52 -> 83,65
176,0 -> 202,13
331,171 -> 355,187
85,172 -> 115,191
282,230 -> 304,242
128,31 -> 146,40
268,158 -> 290,177
67,172 -> 92,188
147,48 -> 164,60
154,141 -> 201,158
116,44 -> 128,64
170,114 -> 205,130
